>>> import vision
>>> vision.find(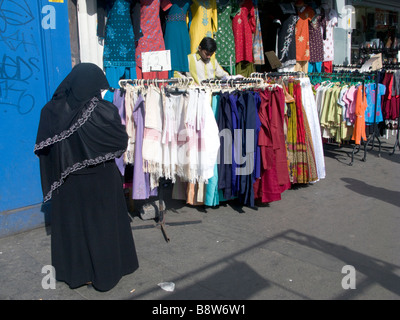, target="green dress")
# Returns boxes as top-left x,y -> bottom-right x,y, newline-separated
215,0 -> 238,74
